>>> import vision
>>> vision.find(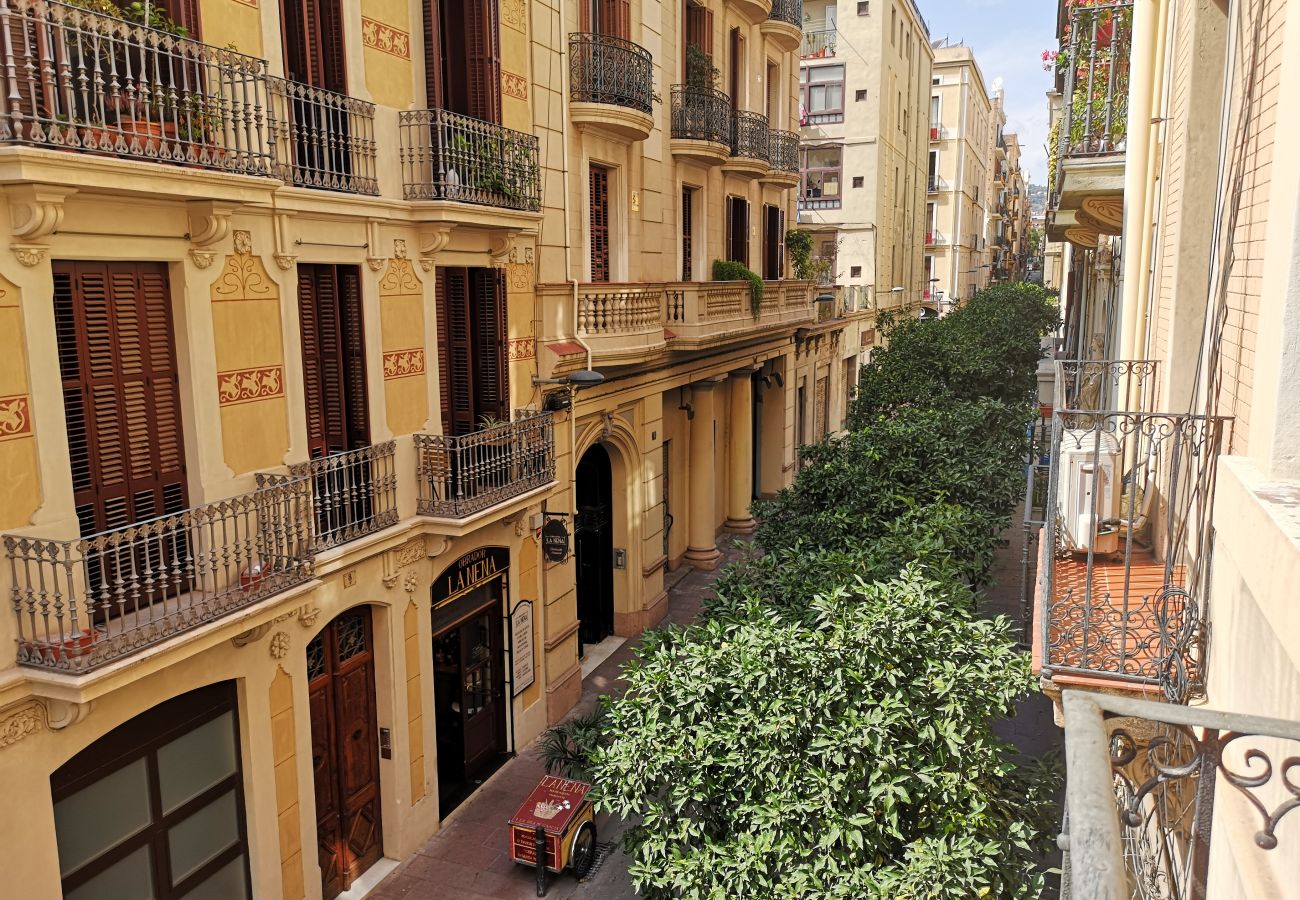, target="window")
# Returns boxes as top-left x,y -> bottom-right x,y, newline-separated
681,186 -> 695,281
589,164 -> 611,282
850,265 -> 862,278
857,0 -> 869,14
729,27 -> 744,110
423,0 -> 503,122
762,204 -> 785,280
298,265 -> 369,456
799,145 -> 842,209
852,176 -> 864,188
51,684 -> 250,900
932,75 -> 940,85
927,150 -> 938,190
726,196 -> 749,265
930,95 -> 940,130
855,89 -> 867,102
581,0 -> 631,37
800,64 -> 844,123
435,267 -> 508,435
890,7 -> 896,43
